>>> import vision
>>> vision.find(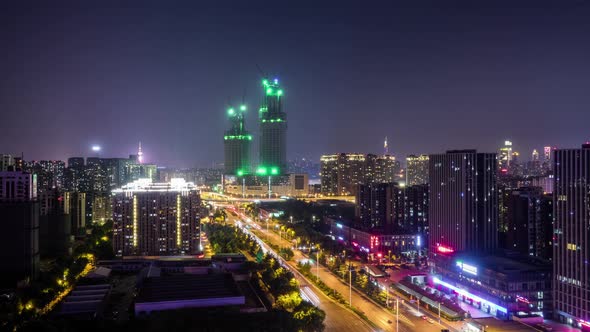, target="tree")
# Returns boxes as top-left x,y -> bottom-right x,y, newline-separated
275,291 -> 302,312
293,302 -> 326,332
